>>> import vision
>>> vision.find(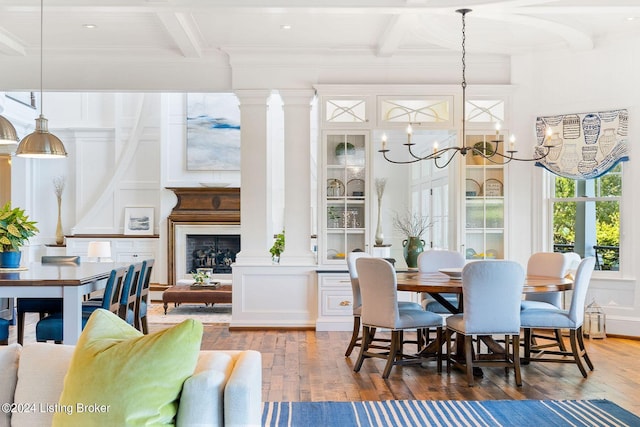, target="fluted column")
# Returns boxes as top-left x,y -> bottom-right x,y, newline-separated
279,90 -> 316,265
234,90 -> 273,265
